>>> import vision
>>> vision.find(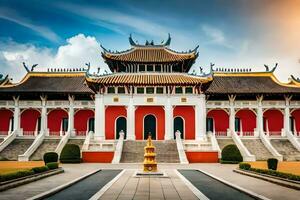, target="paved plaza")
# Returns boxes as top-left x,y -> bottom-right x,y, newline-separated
0,163 -> 299,200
